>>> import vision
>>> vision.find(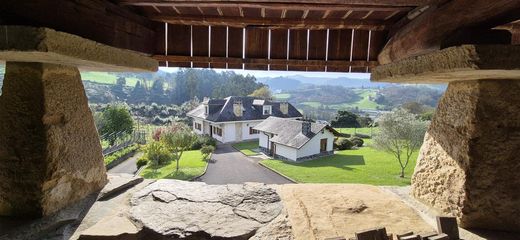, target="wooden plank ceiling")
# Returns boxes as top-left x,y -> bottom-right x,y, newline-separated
117,0 -> 424,72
